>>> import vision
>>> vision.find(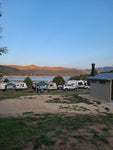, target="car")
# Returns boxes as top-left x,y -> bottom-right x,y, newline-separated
63,83 -> 77,91
32,83 -> 37,90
